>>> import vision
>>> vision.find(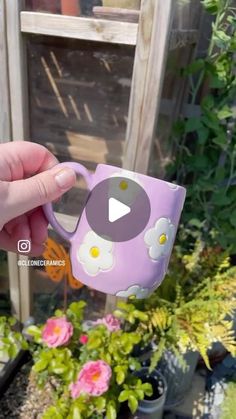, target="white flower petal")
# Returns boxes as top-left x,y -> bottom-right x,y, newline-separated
149,244 -> 163,260
167,182 -> 179,189
99,252 -> 114,271
84,261 -> 100,276
116,285 -> 150,299
154,217 -> 170,233
144,228 -> 157,246
77,243 -> 89,263
144,218 -> 176,261
83,230 -> 98,245
77,230 -> 114,276
94,235 -> 113,252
